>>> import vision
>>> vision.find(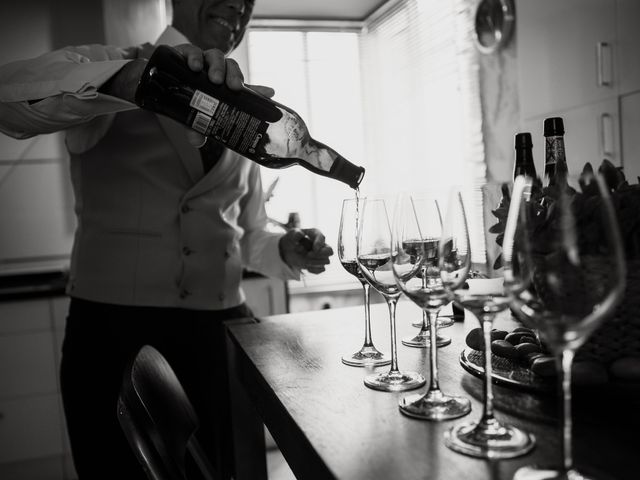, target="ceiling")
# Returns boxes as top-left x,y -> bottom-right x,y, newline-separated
251,0 -> 390,21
